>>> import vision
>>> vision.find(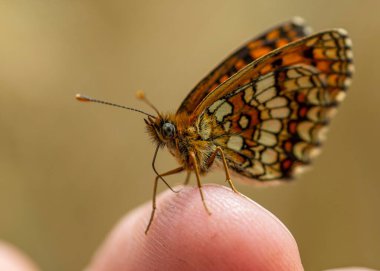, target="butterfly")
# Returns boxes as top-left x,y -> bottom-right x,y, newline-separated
76,17 -> 354,234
